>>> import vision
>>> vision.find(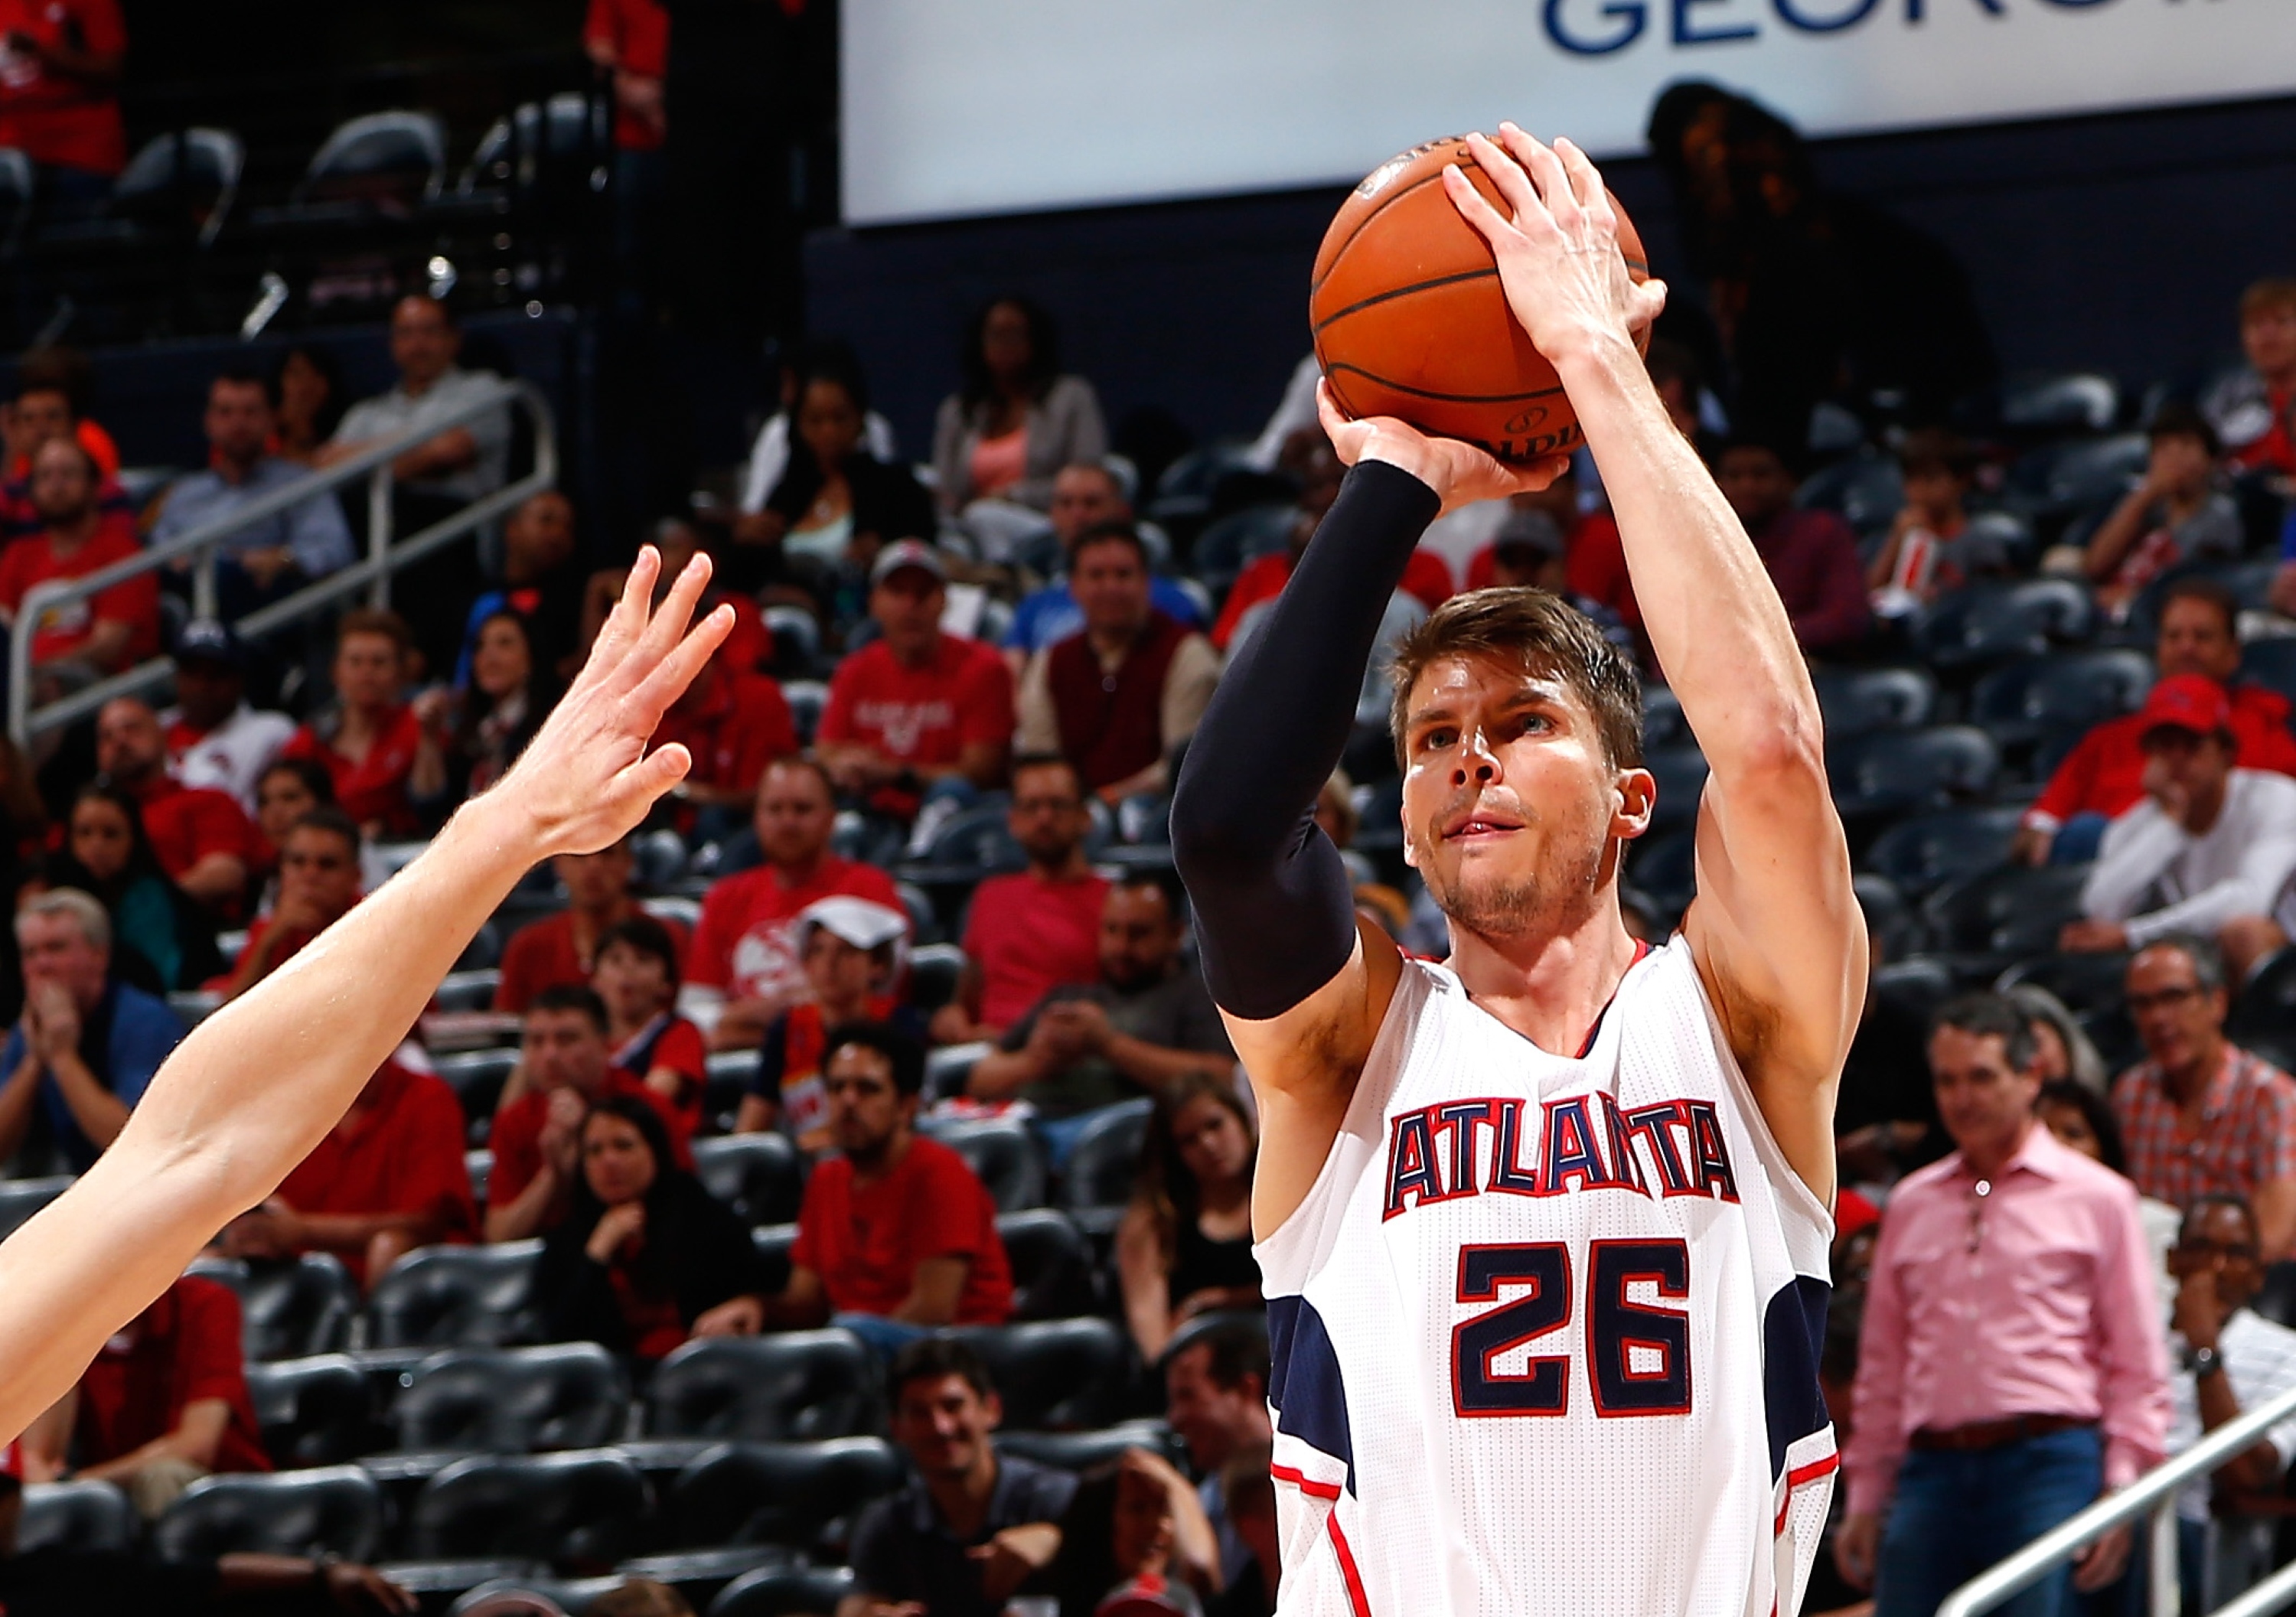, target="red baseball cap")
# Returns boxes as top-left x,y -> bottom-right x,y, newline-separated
2137,673 -> 2234,739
